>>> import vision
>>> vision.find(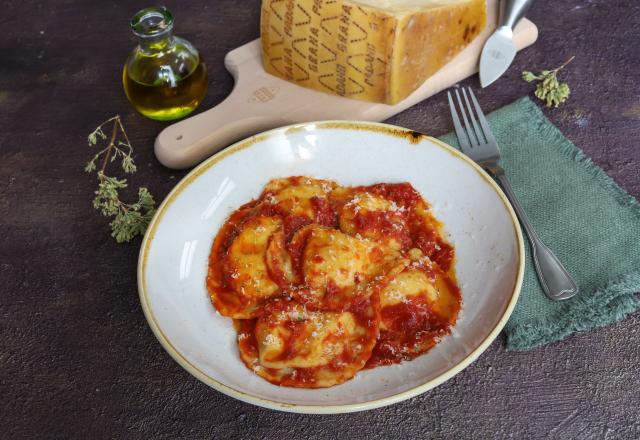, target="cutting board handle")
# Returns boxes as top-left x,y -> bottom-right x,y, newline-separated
154,54 -> 285,169
154,0 -> 538,170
